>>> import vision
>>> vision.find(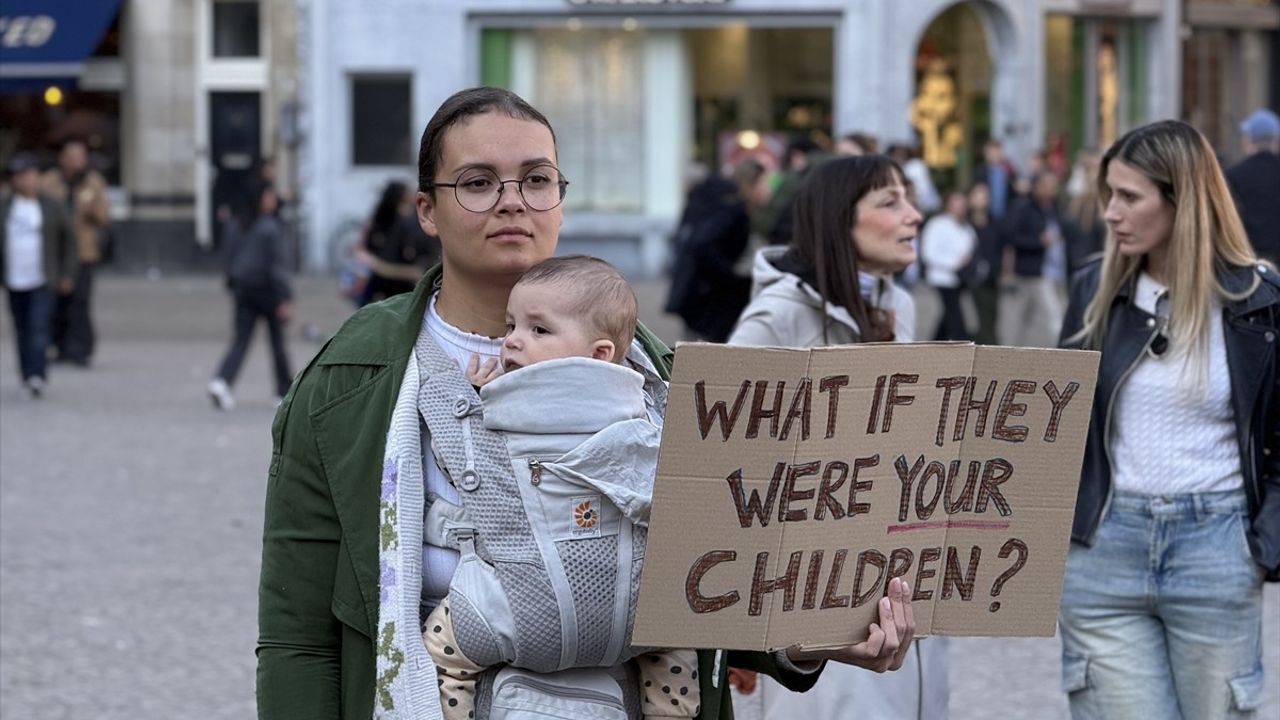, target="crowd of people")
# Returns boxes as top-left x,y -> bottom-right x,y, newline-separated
246,86 -> 1277,720
0,141 -> 112,398
667,110 -> 1280,361
4,87 -> 1276,719
662,109 -> 1279,719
